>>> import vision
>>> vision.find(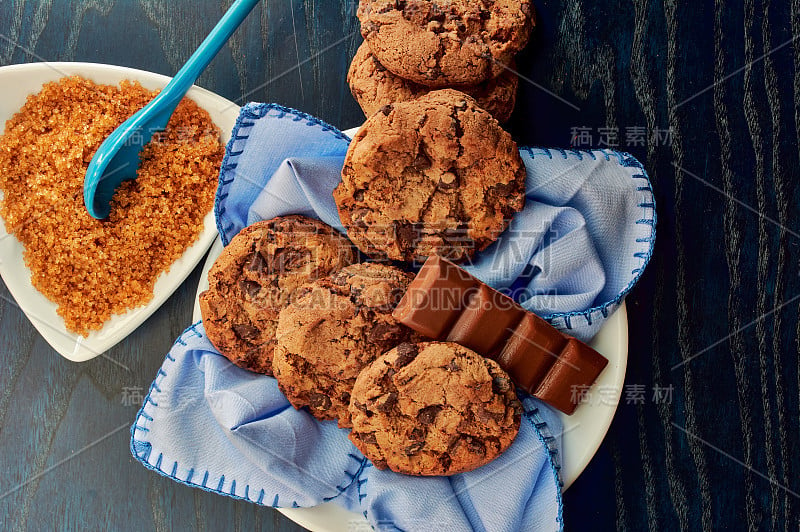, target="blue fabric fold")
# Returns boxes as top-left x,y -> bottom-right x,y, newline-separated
132,102 -> 656,532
